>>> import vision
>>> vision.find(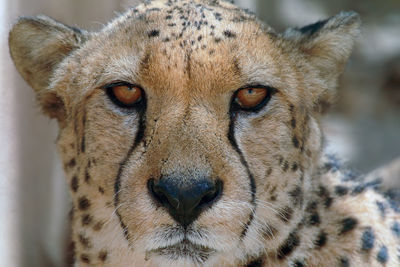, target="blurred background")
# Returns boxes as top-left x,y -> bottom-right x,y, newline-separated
0,0 -> 399,266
